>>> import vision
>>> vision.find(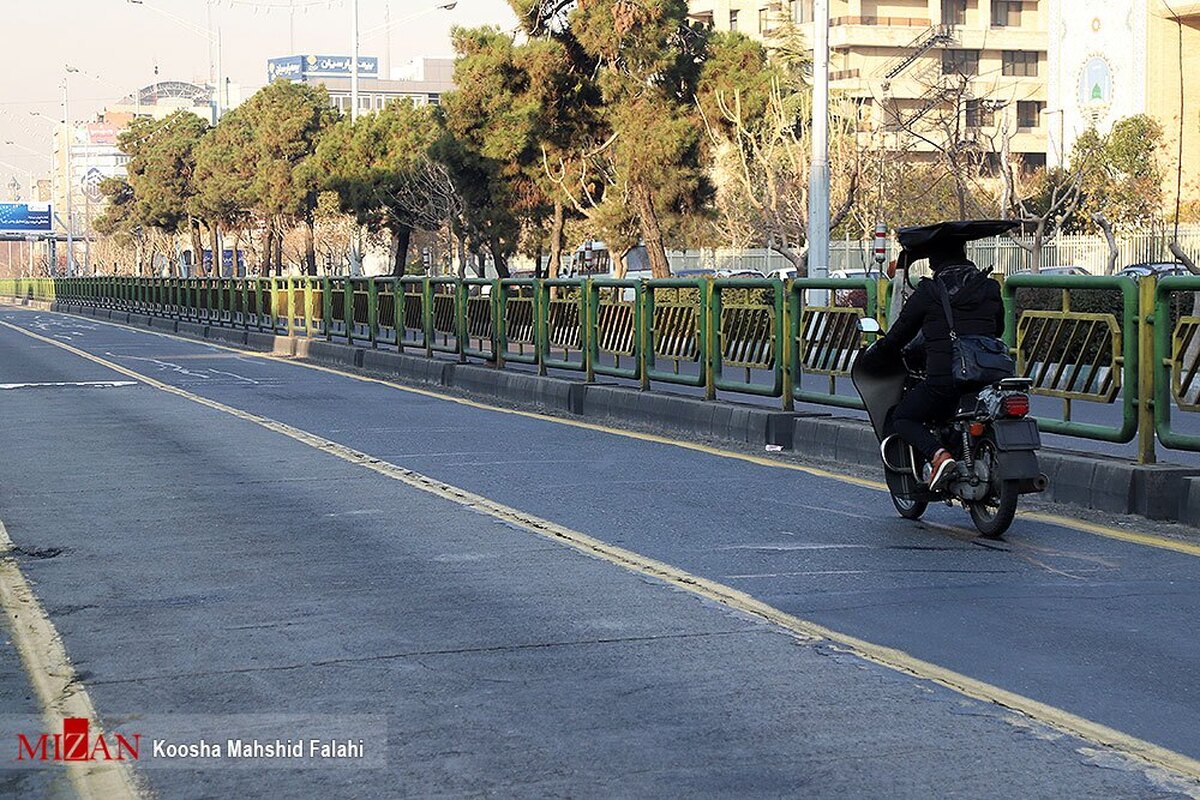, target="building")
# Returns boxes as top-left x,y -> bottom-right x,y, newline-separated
688,1 -> 1049,167
50,81 -> 222,262
1047,1 -> 1200,211
266,54 -> 456,114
